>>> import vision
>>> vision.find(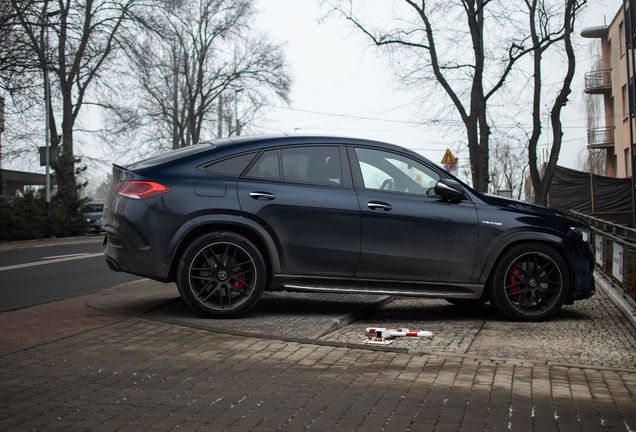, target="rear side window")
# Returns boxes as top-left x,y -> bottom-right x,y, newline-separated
282,146 -> 341,185
245,150 -> 280,179
205,152 -> 258,176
